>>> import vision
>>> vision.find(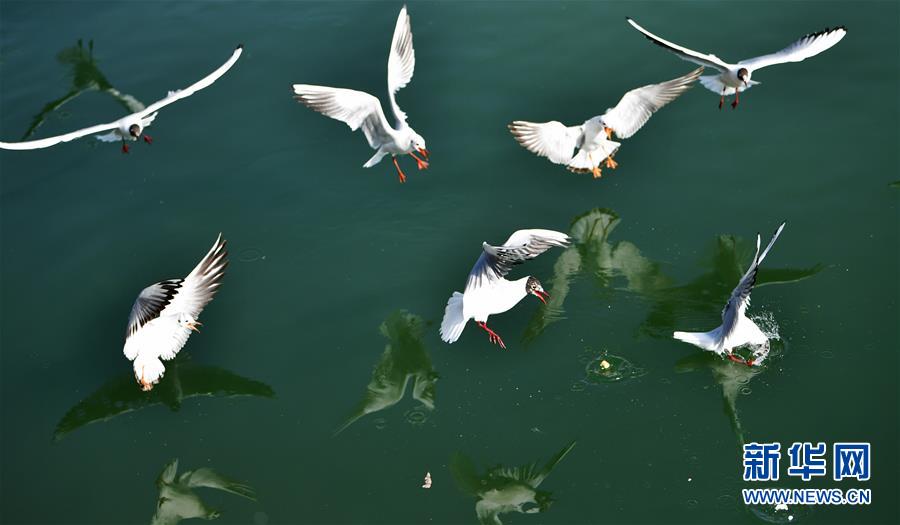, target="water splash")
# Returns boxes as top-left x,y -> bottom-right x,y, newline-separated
580,347 -> 647,385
